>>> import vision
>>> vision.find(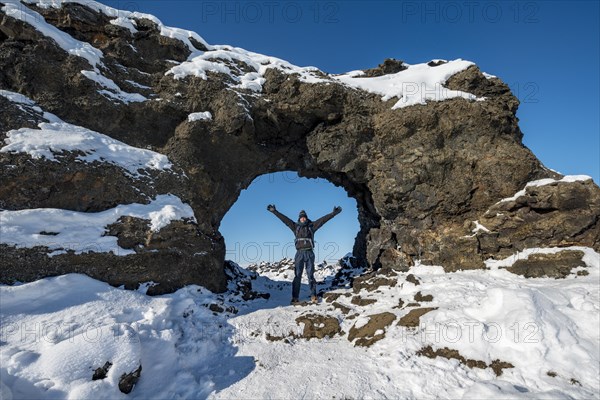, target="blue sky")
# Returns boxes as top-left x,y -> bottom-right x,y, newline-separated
99,0 -> 599,264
